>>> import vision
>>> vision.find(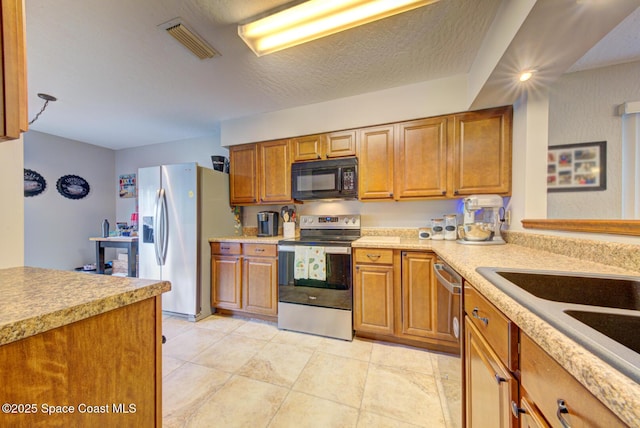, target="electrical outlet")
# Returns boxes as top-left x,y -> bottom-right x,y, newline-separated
505,210 -> 511,226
